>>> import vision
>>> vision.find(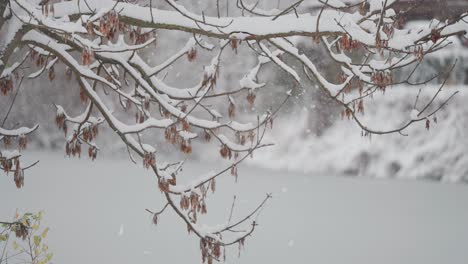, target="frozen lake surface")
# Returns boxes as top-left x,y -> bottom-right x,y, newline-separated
1,151 -> 468,264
